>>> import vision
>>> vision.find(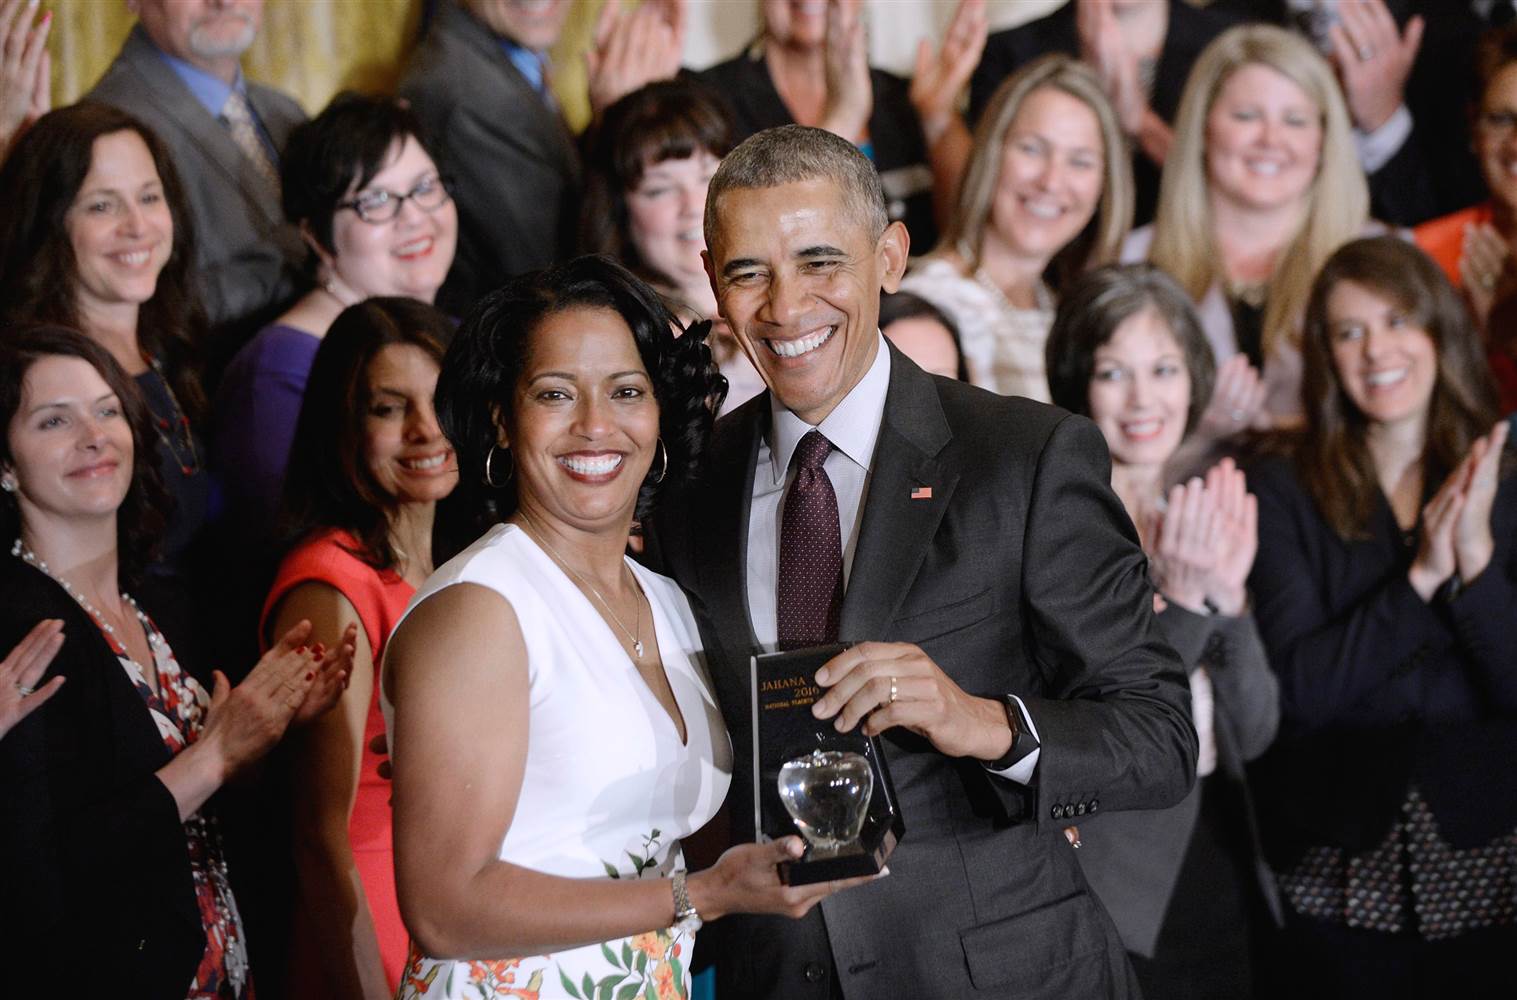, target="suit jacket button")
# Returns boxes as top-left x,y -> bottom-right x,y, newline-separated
1089,799 -> 1098,813
1051,804 -> 1064,819
804,962 -> 827,984
1075,803 -> 1087,816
